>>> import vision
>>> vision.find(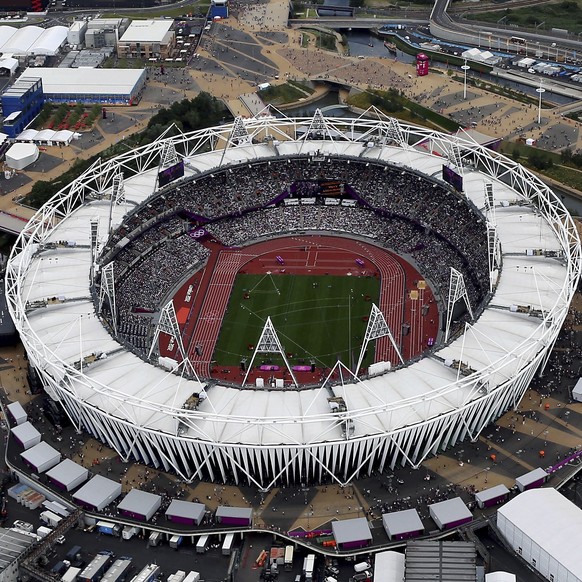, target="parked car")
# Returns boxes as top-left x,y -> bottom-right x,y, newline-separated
13,520 -> 34,532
